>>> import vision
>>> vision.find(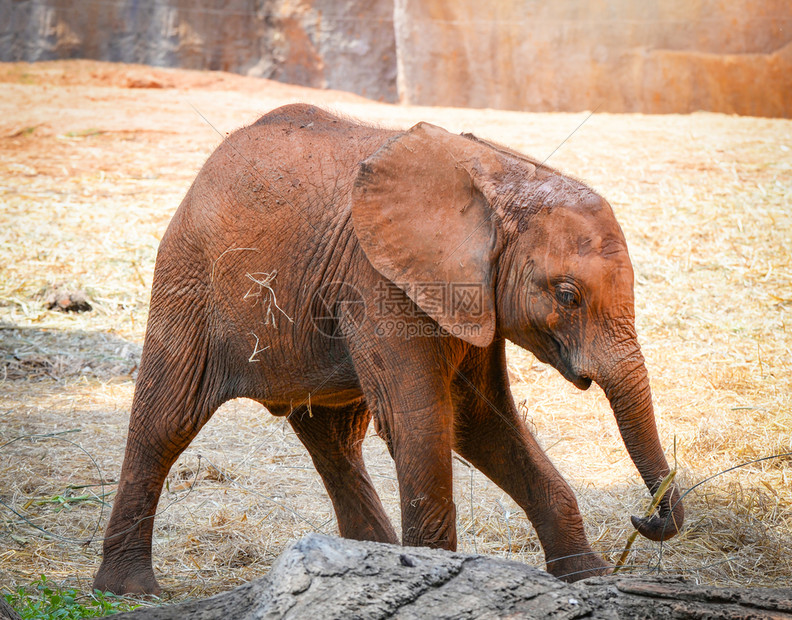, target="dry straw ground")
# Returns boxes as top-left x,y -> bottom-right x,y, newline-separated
1,61 -> 790,604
